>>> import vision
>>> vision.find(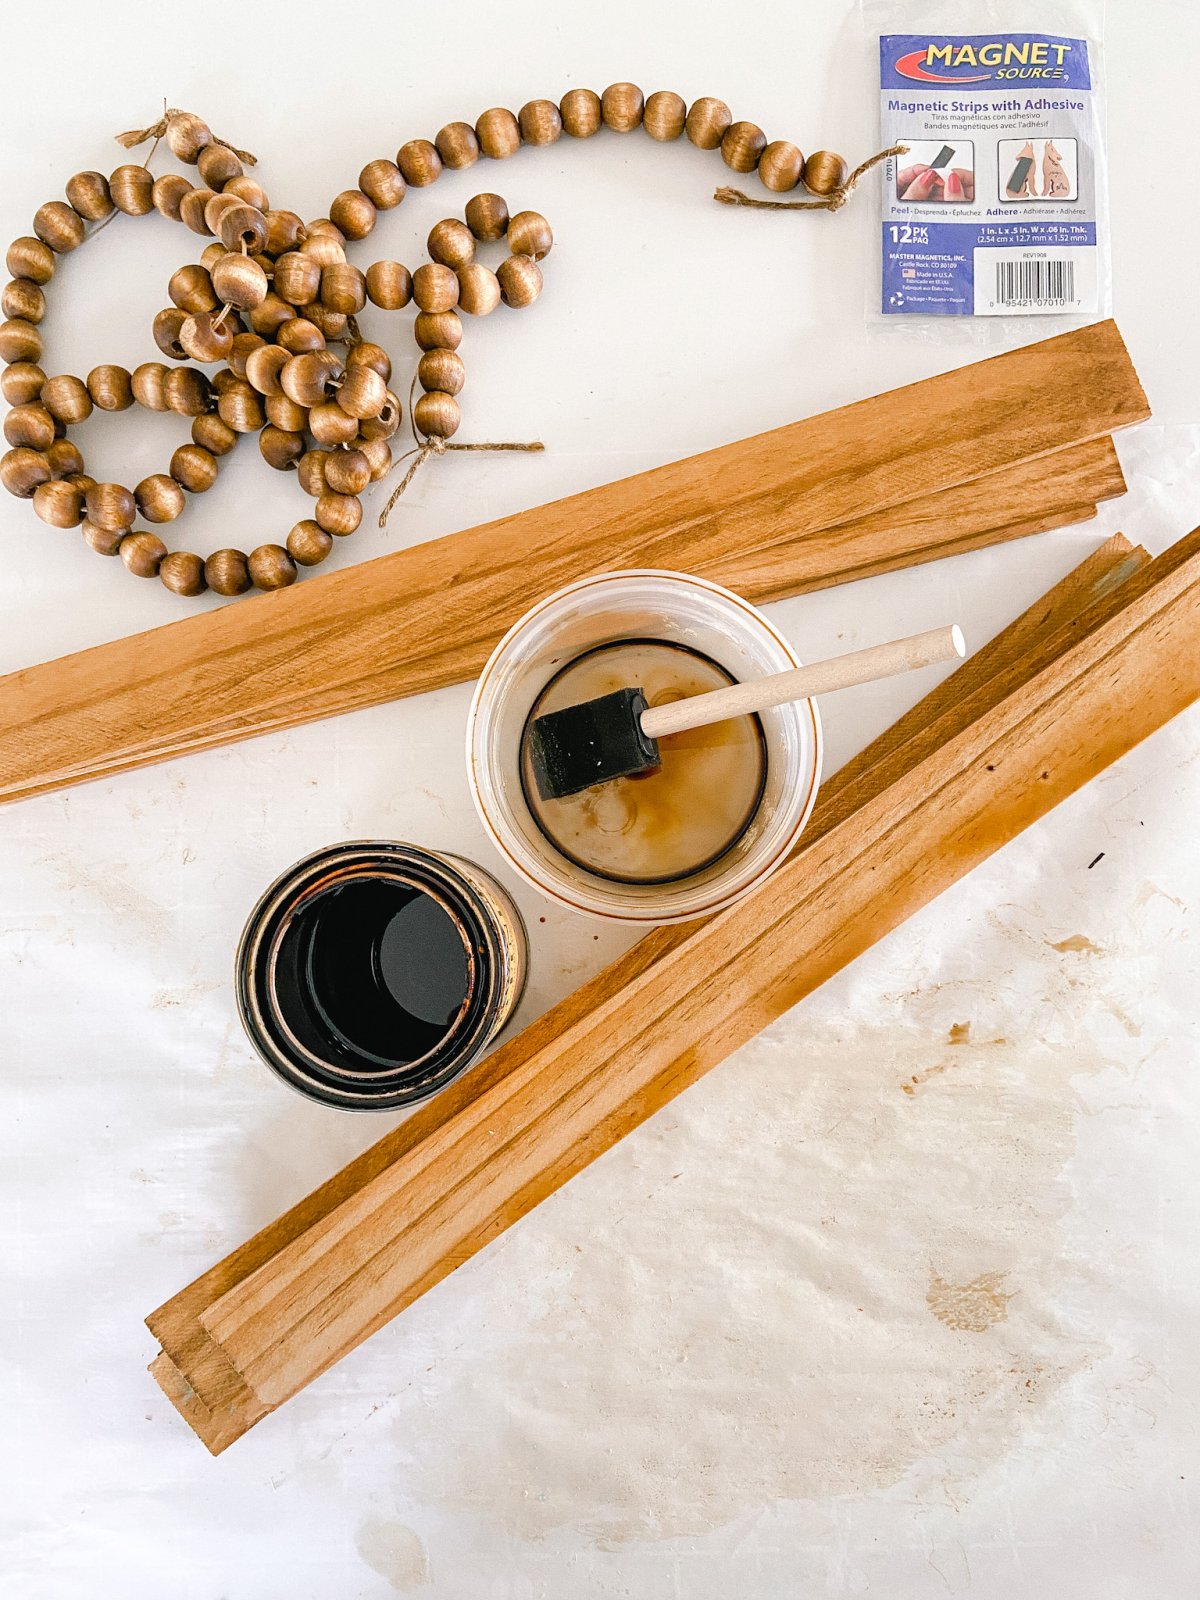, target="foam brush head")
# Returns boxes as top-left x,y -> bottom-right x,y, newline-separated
527,687 -> 661,801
